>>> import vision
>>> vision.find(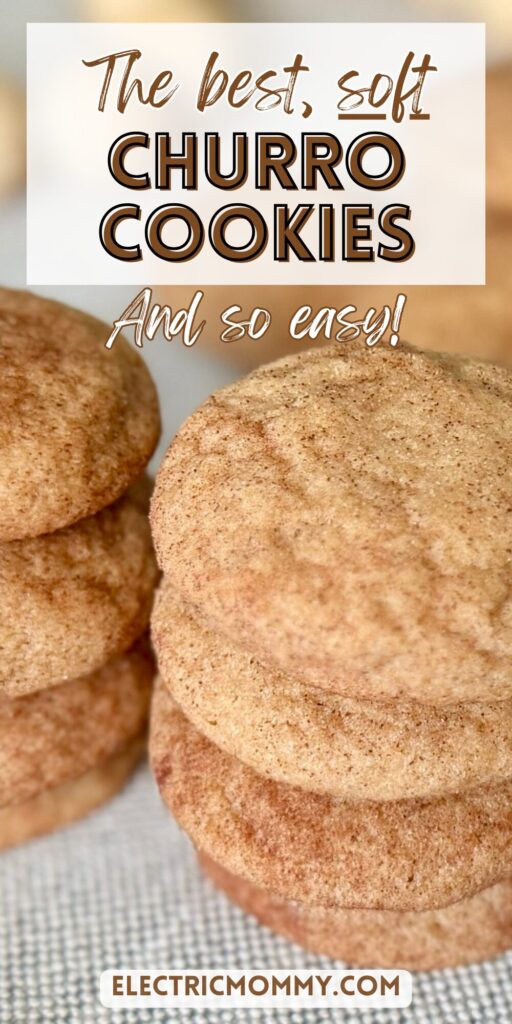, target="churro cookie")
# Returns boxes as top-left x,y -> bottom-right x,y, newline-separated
150,685 -> 512,913
153,583 -> 512,801
1,481 -> 159,696
151,343 -> 512,704
201,855 -> 512,972
0,737 -> 144,851
0,637 -> 154,807
0,288 -> 160,541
